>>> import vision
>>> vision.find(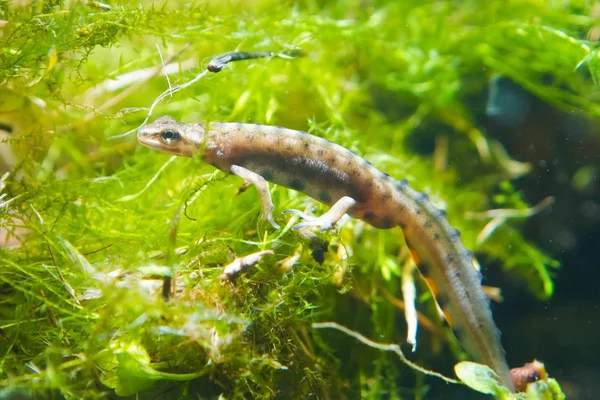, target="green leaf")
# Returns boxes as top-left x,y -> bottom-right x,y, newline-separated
454,361 -> 514,399
99,341 -> 207,397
